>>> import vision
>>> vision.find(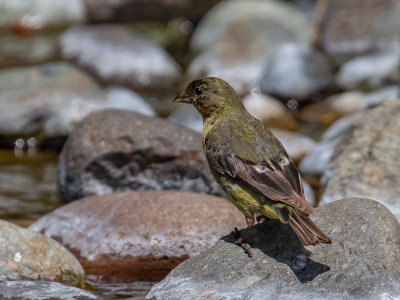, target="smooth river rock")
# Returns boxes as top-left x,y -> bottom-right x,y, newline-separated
147,198 -> 400,299
58,109 -> 223,202
0,220 -> 84,285
30,191 -> 245,281
321,101 -> 400,219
